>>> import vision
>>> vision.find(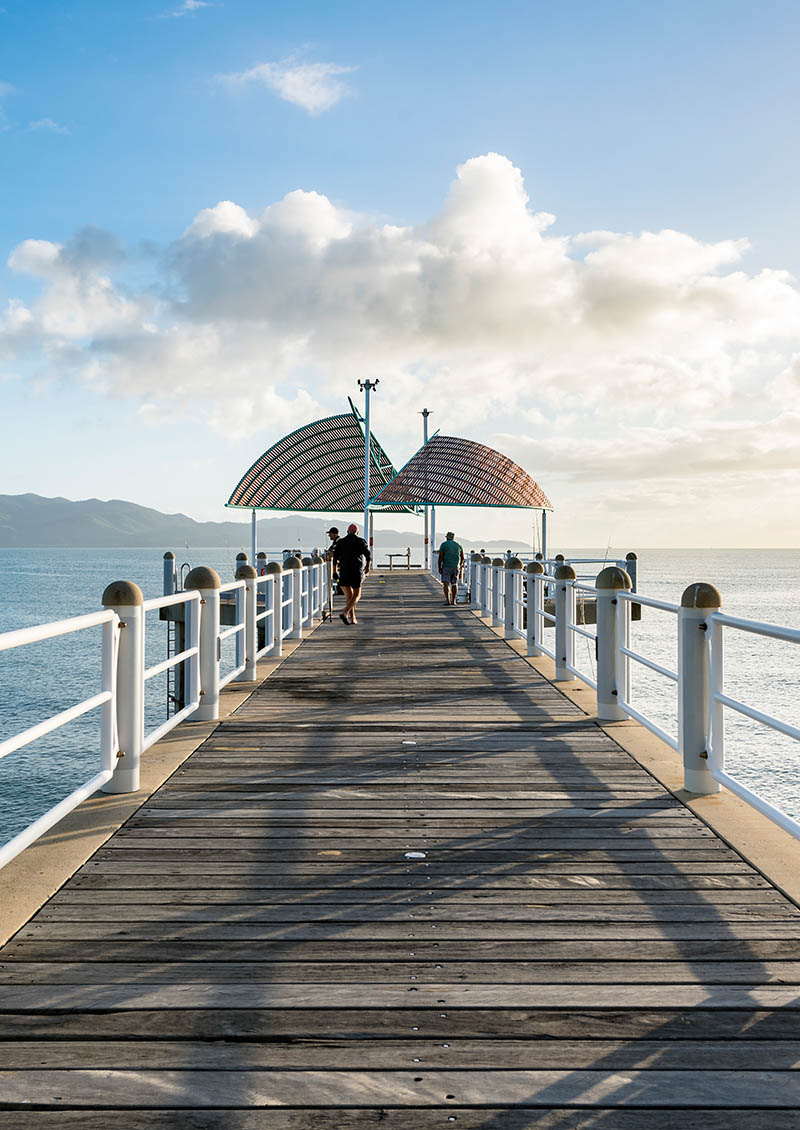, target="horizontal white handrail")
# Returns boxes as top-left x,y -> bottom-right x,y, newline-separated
0,690 -> 113,762
619,645 -> 678,684
0,611 -> 119,868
